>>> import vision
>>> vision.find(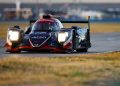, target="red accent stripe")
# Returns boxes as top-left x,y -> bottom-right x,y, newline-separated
5,41 -> 72,52
63,41 -> 72,49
